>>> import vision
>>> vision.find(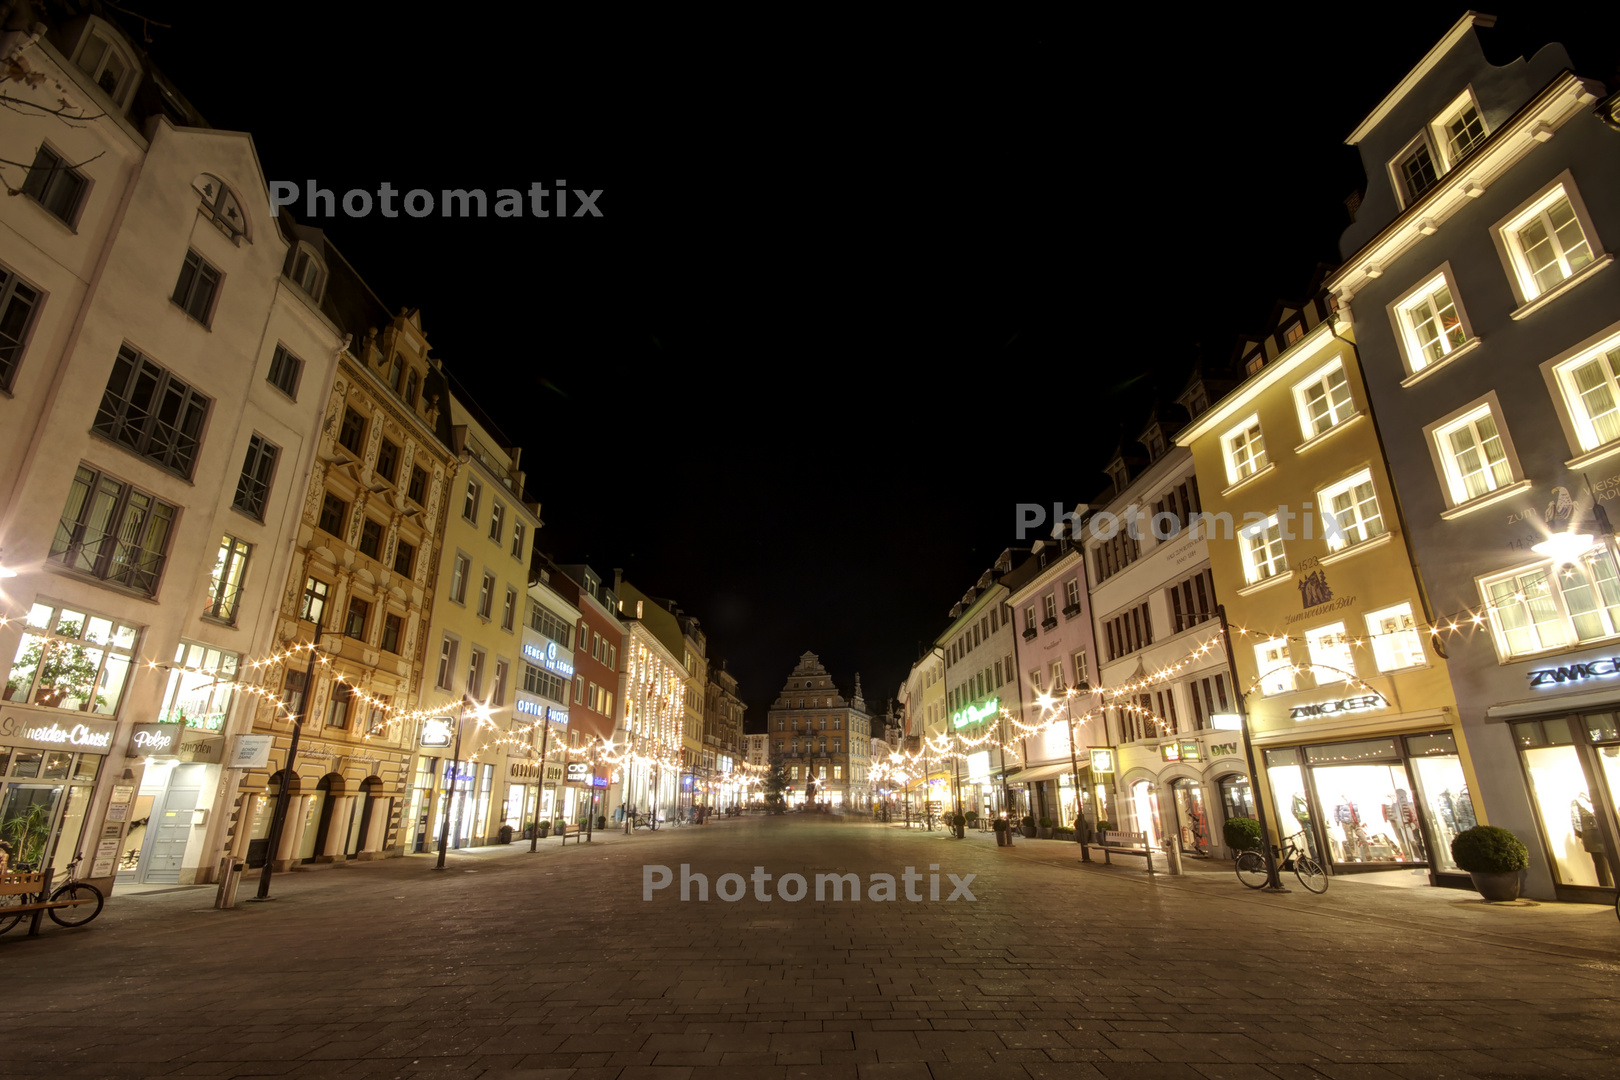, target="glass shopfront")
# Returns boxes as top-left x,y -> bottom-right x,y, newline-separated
1171,777 -> 1211,855
1513,713 -> 1620,891
1265,732 -> 1473,880
0,745 -> 101,875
